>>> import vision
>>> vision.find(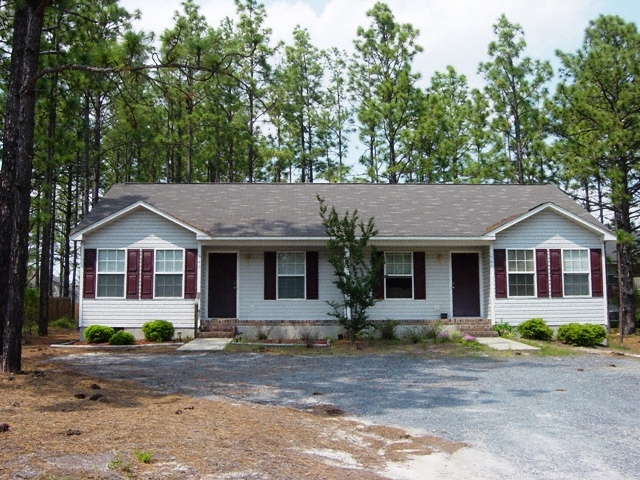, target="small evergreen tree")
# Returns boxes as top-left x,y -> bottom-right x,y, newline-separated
318,196 -> 382,342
